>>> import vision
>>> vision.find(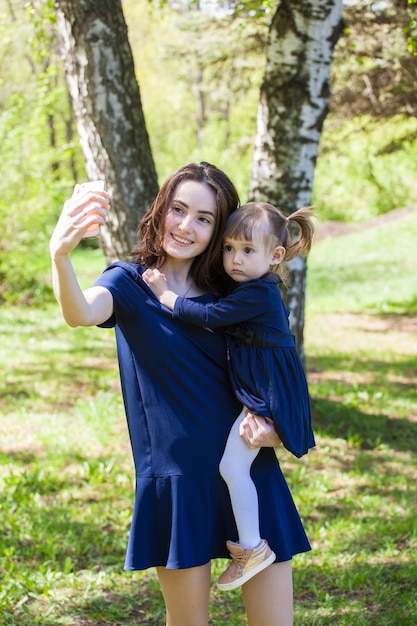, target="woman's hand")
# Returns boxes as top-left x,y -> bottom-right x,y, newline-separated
49,185 -> 108,259
49,184 -> 112,328
239,412 -> 282,449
